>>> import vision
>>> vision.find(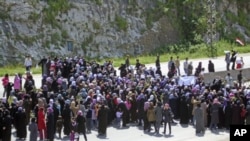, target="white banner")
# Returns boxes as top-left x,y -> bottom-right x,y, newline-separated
178,76 -> 196,86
